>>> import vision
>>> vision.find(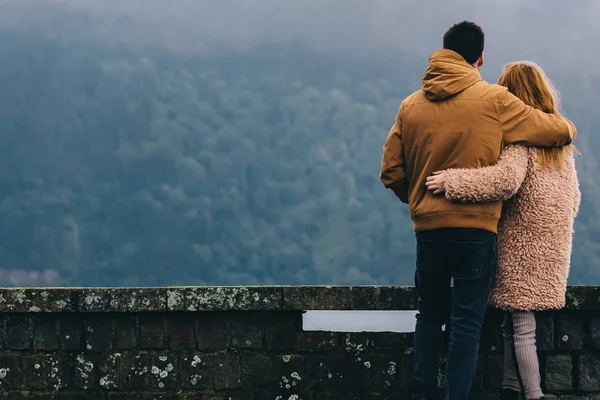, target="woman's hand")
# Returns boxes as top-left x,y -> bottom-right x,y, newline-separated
425,171 -> 447,195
